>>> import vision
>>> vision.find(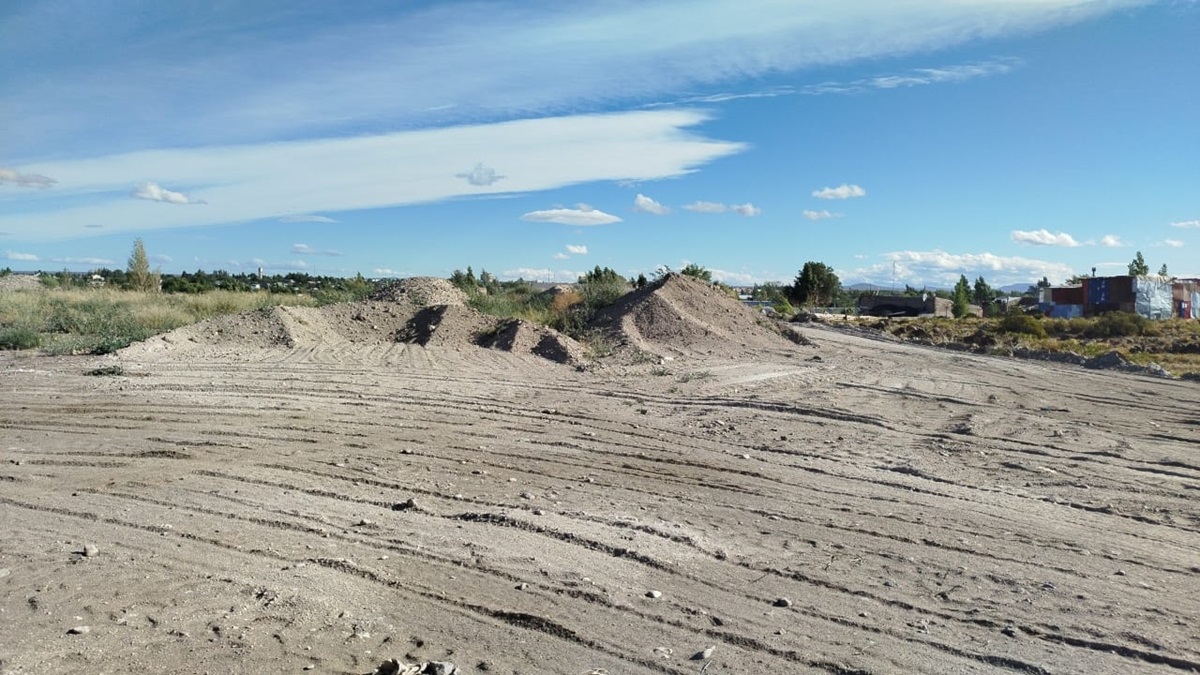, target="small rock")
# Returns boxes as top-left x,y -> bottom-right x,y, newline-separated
515,582 -> 528,591
303,665 -> 315,671
392,498 -> 417,511
773,597 -> 792,608
424,662 -> 458,675
653,646 -> 673,658
1115,569 -> 1127,576
692,645 -> 716,660
83,543 -> 100,557
67,625 -> 91,635
532,509 -> 545,516
0,568 -> 11,579
356,519 -> 376,527
1002,625 -> 1018,638
646,590 -> 663,599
